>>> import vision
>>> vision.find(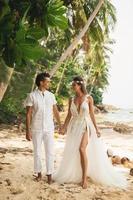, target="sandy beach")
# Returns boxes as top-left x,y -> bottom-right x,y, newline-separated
1,0 -> 133,199
0,114 -> 133,200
